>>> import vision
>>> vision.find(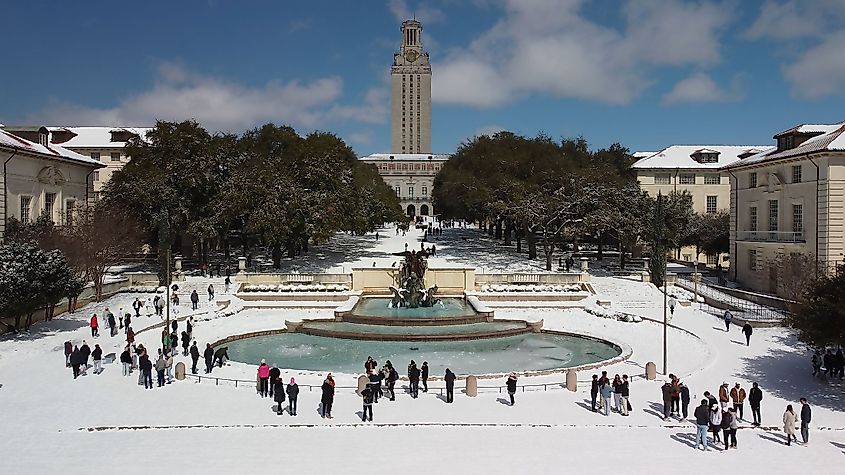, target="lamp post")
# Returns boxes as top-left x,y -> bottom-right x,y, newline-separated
663,253 -> 668,376
656,192 -> 668,376
693,258 -> 699,305
165,246 -> 171,346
